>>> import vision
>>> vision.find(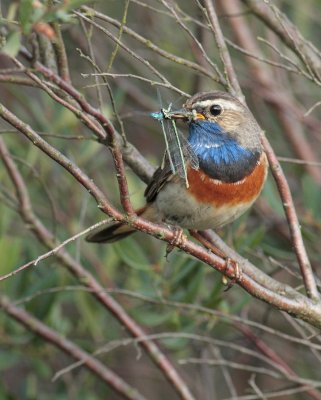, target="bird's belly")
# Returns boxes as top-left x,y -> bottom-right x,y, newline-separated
155,154 -> 267,230
155,182 -> 253,229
